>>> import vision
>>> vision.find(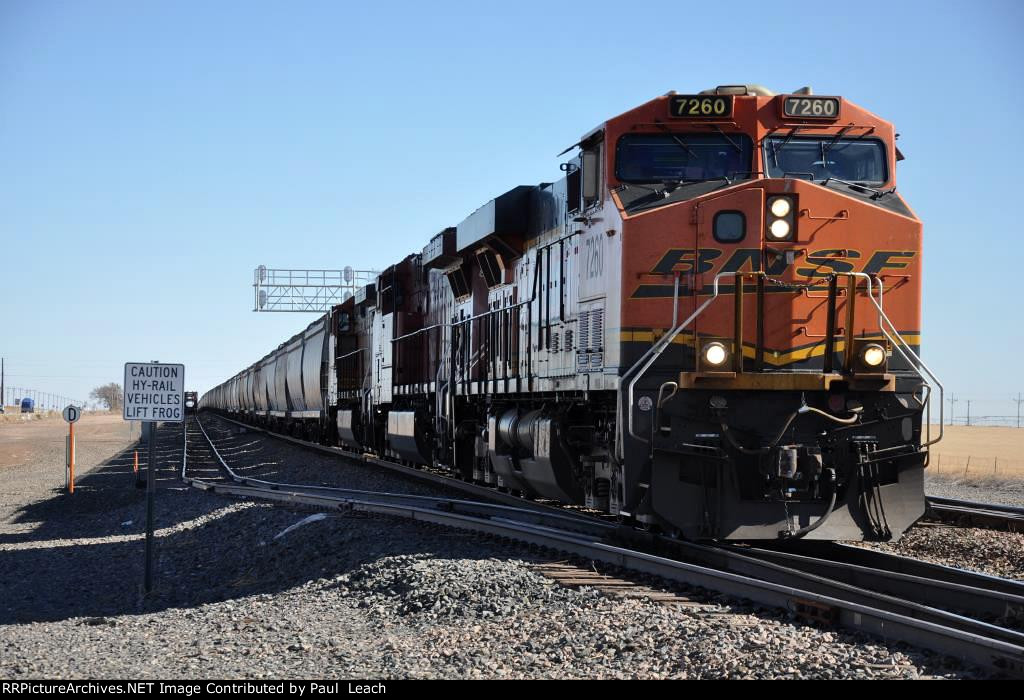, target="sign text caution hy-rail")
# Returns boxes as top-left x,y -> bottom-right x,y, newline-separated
123,363 -> 185,422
